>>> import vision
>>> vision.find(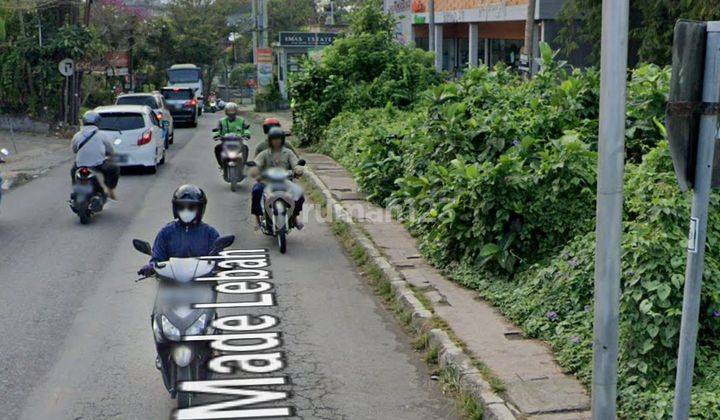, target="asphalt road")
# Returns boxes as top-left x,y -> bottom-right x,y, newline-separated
0,113 -> 457,420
